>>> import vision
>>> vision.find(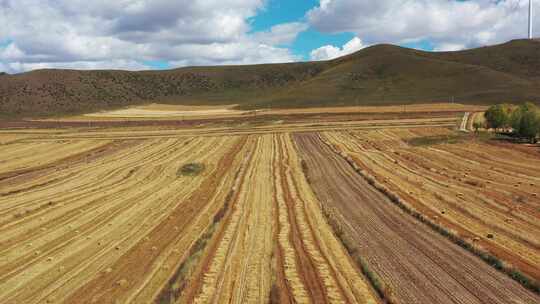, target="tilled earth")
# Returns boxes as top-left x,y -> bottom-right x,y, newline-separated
294,132 -> 540,304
